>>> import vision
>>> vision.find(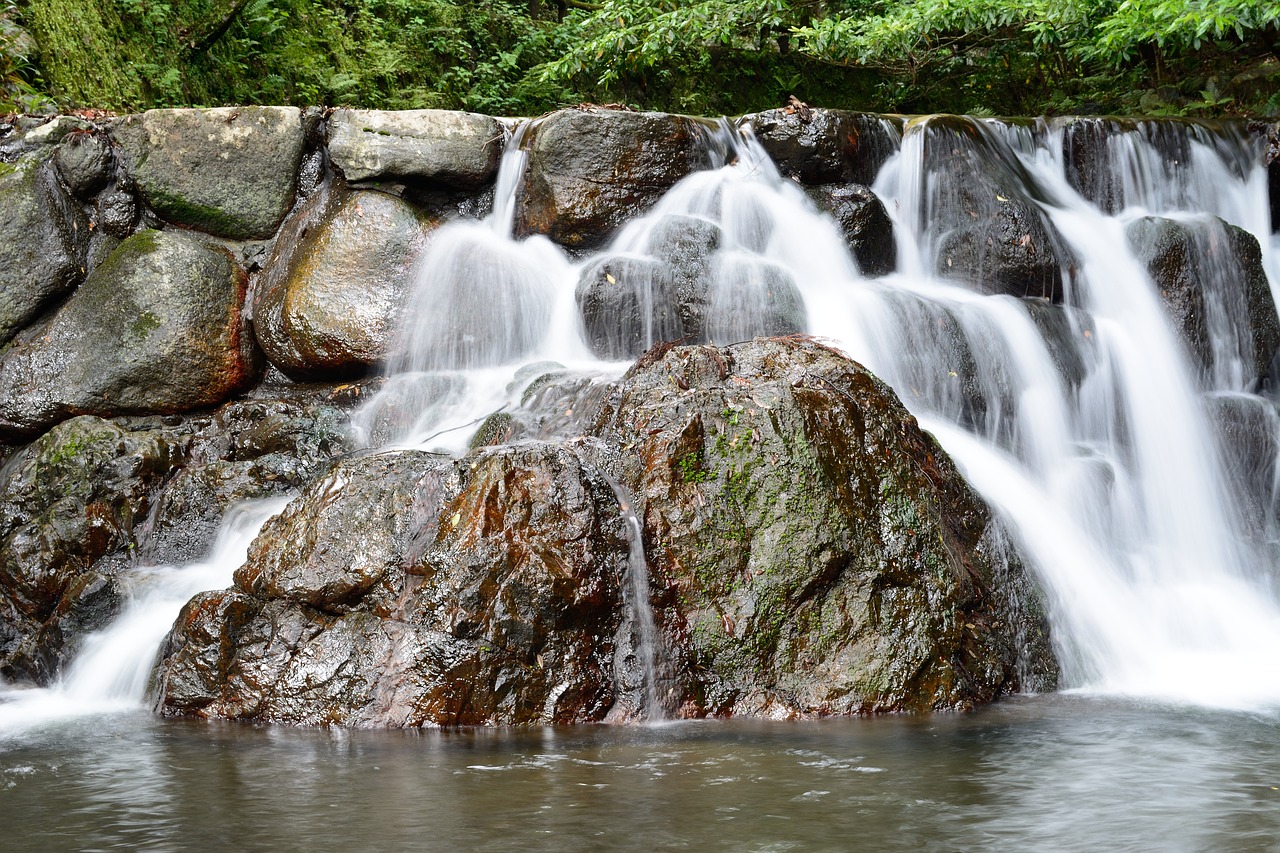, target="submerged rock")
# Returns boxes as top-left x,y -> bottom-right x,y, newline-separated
1126,215 -> 1280,383
155,444 -> 626,726
0,155 -> 90,345
254,185 -> 435,379
113,107 -> 304,240
589,338 -> 1056,716
327,109 -> 503,188
515,108 -> 714,250
0,230 -> 260,438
